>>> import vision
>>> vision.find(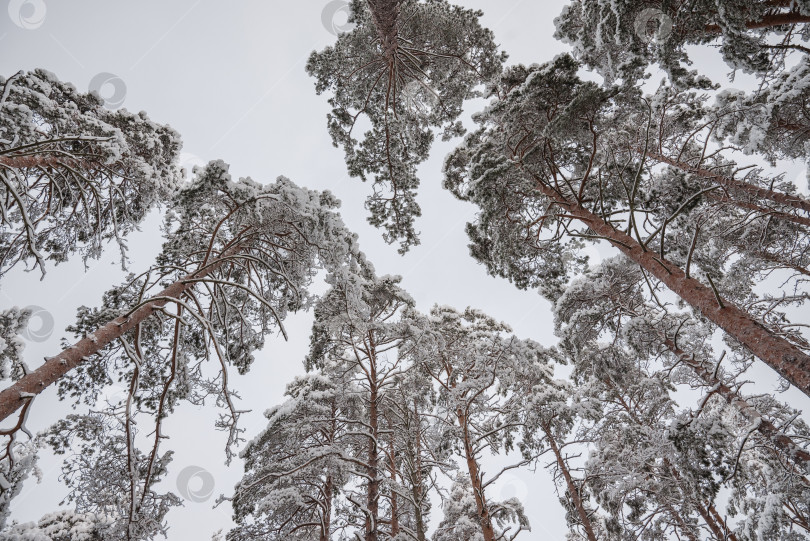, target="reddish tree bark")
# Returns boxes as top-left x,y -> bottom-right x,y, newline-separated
662,338 -> 810,472
366,0 -> 400,64
648,150 -> 810,217
0,243 -> 243,424
457,408 -> 497,541
530,173 -> 810,398
707,191 -> 810,229
542,423 -> 599,541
